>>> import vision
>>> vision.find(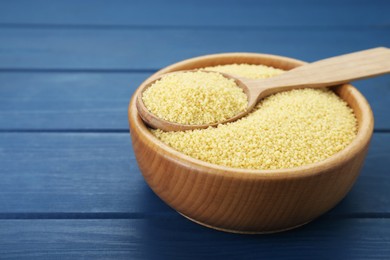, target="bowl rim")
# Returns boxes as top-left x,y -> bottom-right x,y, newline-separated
129,52 -> 374,180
